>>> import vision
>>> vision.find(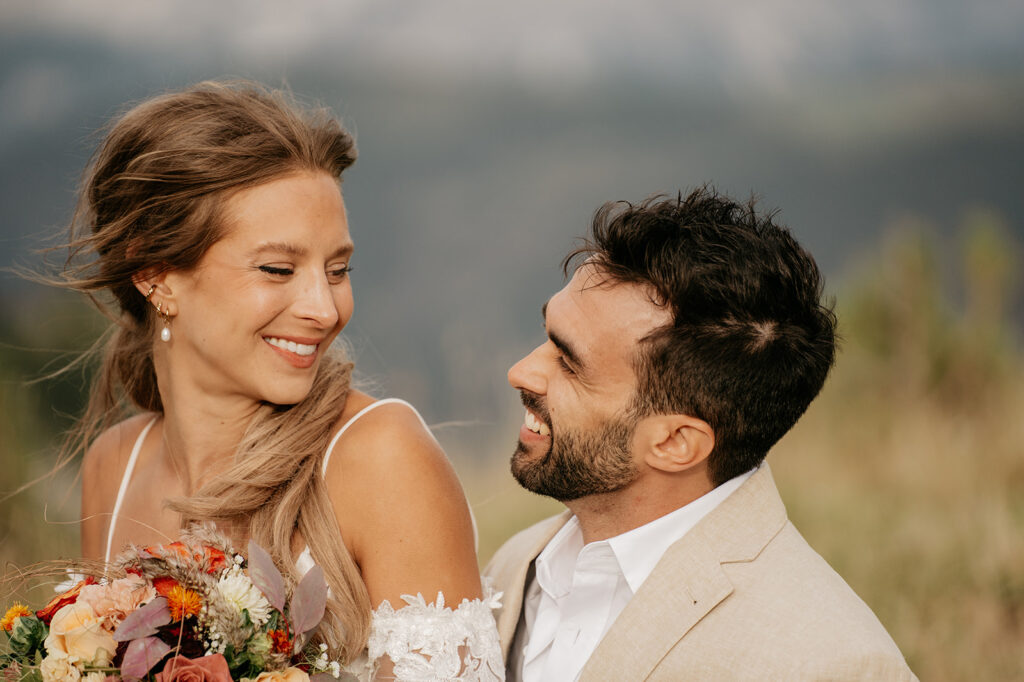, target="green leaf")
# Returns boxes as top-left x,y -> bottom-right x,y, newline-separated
9,617 -> 46,660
